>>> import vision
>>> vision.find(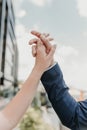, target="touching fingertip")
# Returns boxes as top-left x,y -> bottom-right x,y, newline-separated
31,30 -> 35,33
29,41 -> 32,45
